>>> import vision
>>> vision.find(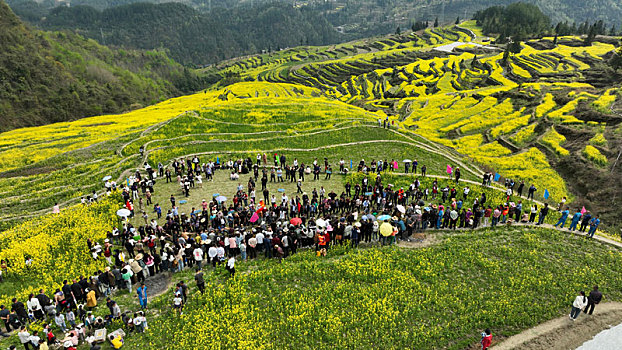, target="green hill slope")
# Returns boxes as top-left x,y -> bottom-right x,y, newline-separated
0,0 -> 206,132
32,2 -> 340,66
142,226 -> 622,349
